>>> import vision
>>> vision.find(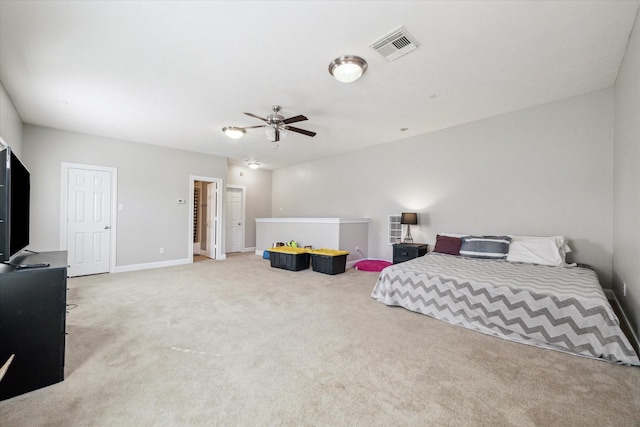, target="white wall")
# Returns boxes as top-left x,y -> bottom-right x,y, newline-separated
226,164 -> 272,249
23,125 -> 227,268
613,12 -> 640,339
273,89 -> 614,285
0,80 -> 22,154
